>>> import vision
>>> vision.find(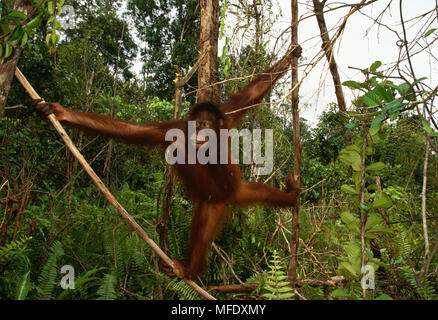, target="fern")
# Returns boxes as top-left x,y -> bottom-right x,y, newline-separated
262,250 -> 294,300
168,196 -> 191,258
0,236 -> 32,262
96,274 -> 118,300
395,225 -> 411,259
37,241 -> 64,300
116,233 -> 138,285
166,278 -> 202,300
131,236 -> 147,270
399,266 -> 438,300
102,225 -> 119,277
